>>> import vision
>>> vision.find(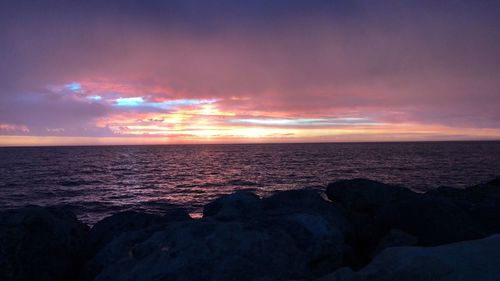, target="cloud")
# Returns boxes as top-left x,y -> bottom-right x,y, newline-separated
0,0 -> 500,144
